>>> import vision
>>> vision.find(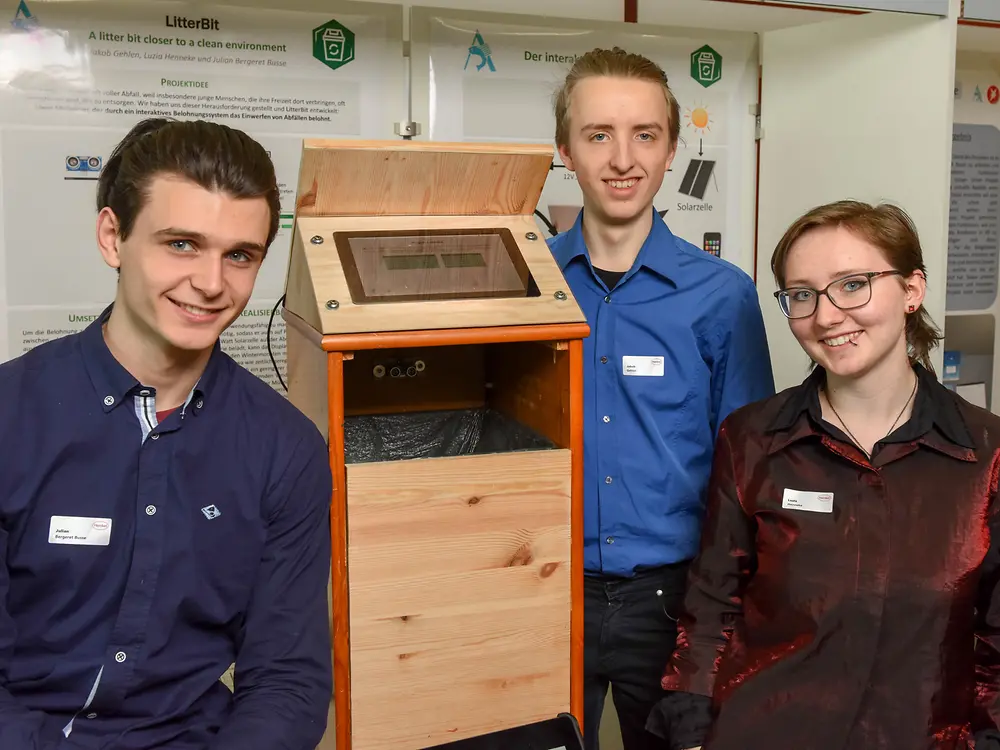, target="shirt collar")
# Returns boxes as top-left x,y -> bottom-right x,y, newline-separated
549,206 -> 682,285
766,362 -> 976,457
79,303 -> 222,415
